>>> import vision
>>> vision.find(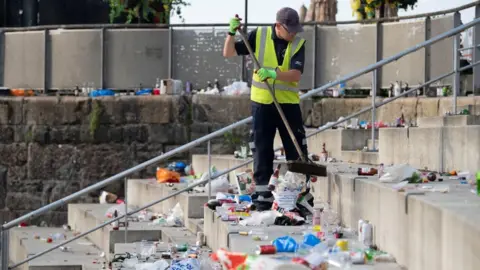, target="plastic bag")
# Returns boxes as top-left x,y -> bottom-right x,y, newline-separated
204,175 -> 231,194
272,236 -> 298,253
379,164 -> 418,183
156,168 -> 181,184
170,258 -> 200,270
239,211 -> 280,226
135,260 -> 169,270
244,256 -> 310,270
223,81 -> 250,96
99,190 -> 118,204
151,203 -> 184,227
